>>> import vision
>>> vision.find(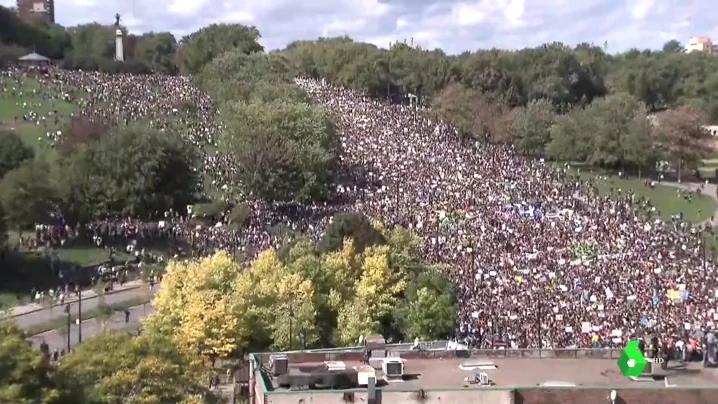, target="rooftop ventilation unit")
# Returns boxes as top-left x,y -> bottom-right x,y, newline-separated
269,354 -> 289,376
354,364 -> 377,386
465,371 -> 492,386
382,357 -> 404,382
